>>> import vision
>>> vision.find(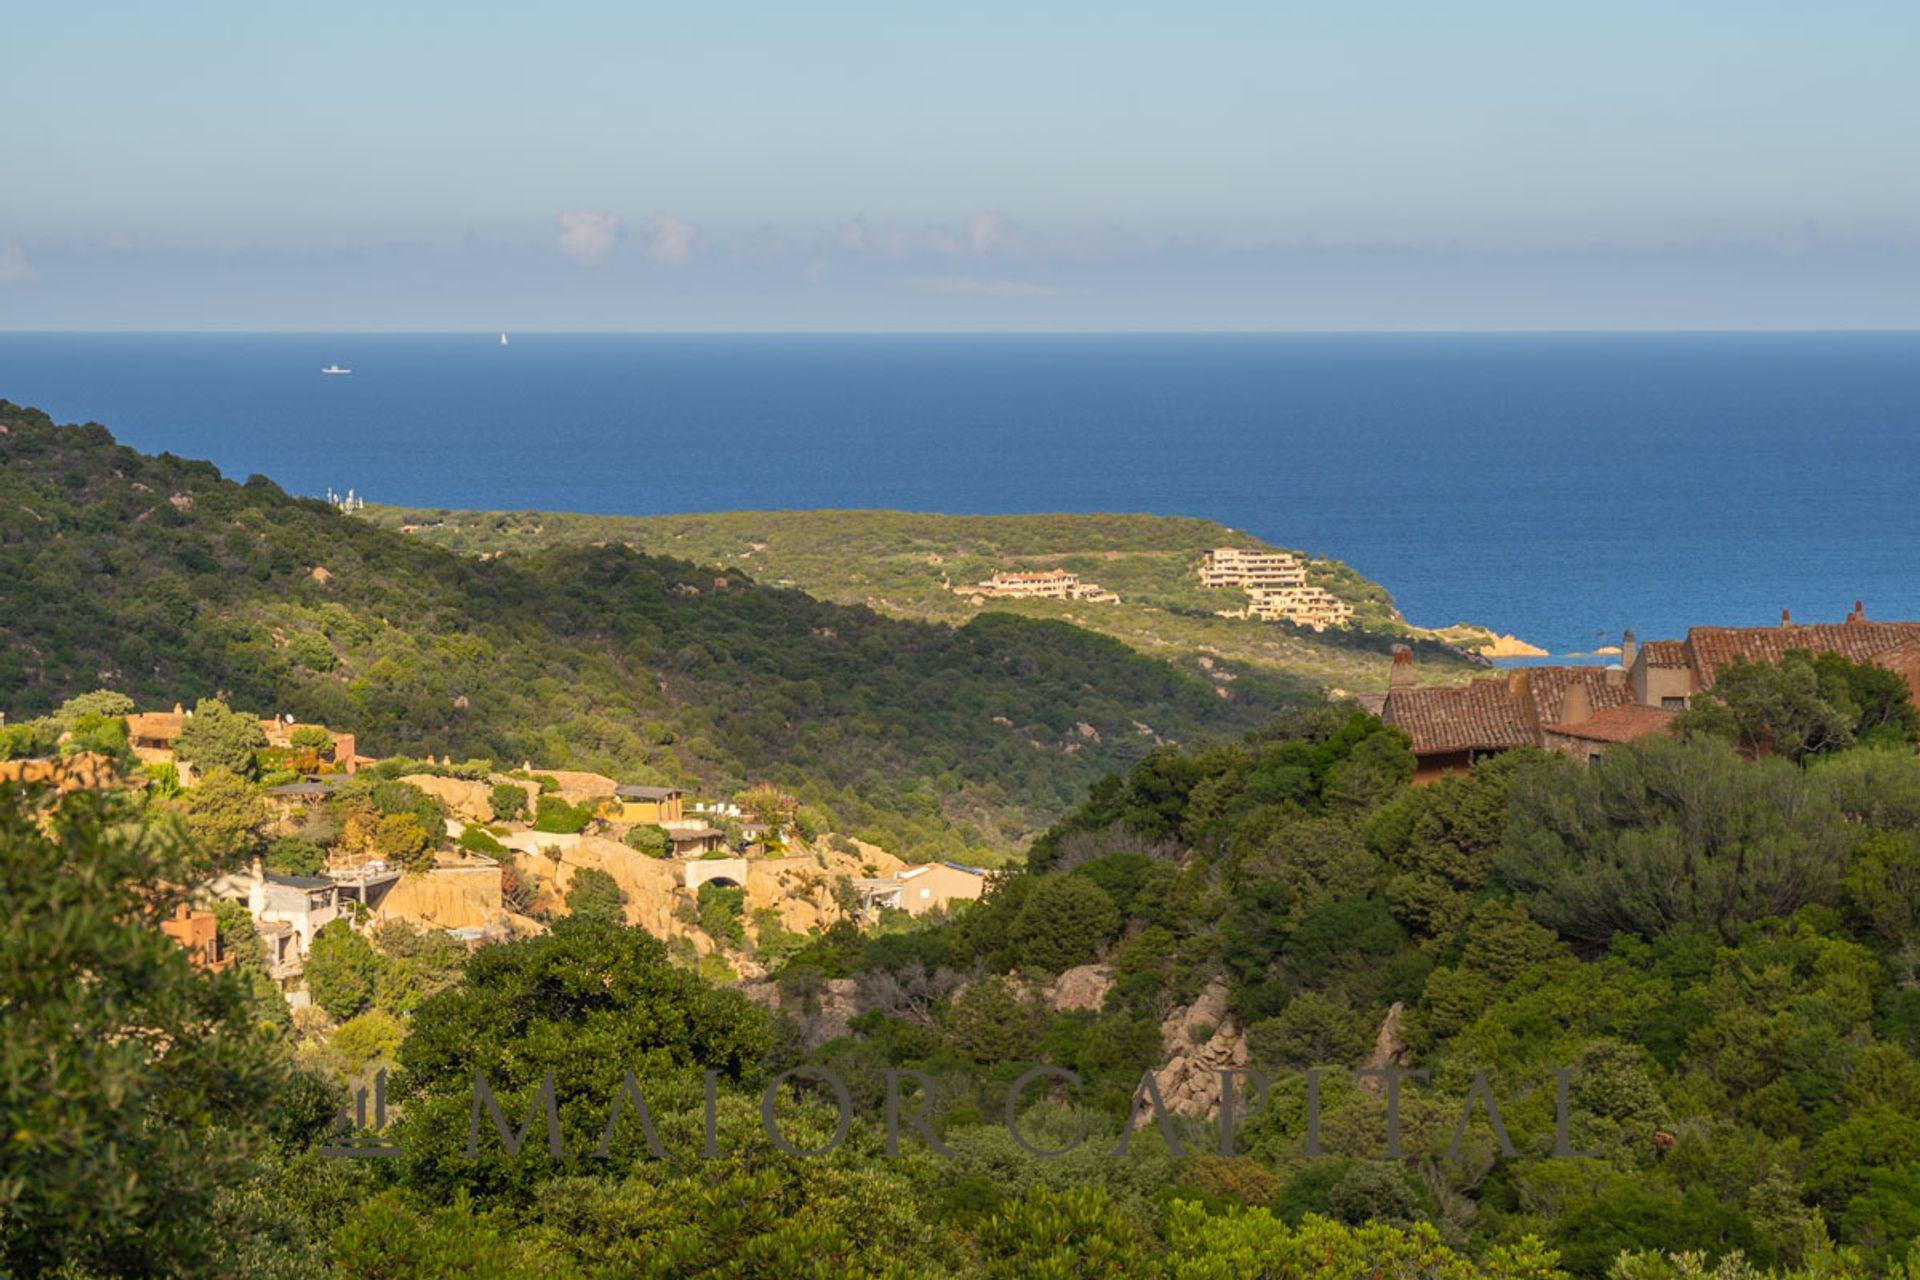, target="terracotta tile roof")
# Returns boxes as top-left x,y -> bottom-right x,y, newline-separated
1639,640 -> 1690,668
1388,615 -> 1920,761
1547,703 -> 1678,744
1383,677 -> 1539,754
1384,666 -> 1634,756
1685,621 -> 1920,686
1522,666 -> 1634,726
